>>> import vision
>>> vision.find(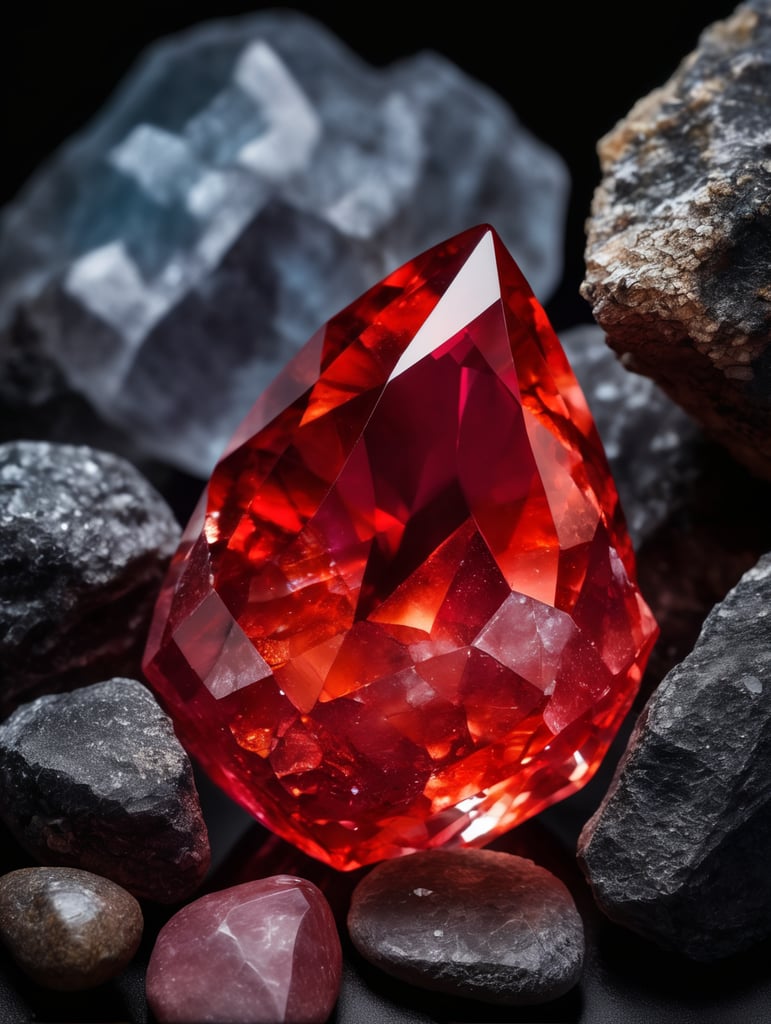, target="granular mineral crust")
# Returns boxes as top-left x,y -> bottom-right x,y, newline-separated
0,677 -> 210,904
0,439 -> 180,718
581,0 -> 771,479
